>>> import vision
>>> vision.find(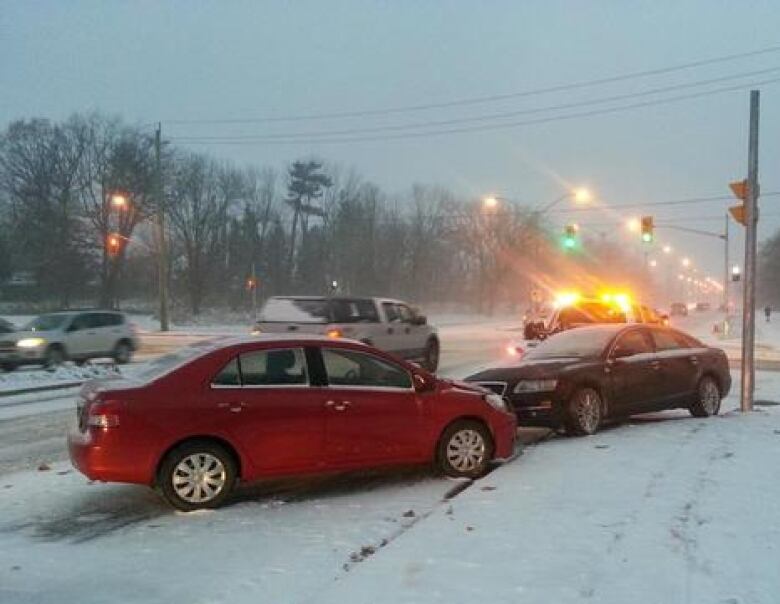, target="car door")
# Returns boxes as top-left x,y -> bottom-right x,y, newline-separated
606,328 -> 664,415
649,328 -> 701,407
396,303 -> 427,360
375,301 -> 404,353
318,346 -> 424,468
98,312 -> 125,353
209,347 -> 325,475
64,314 -> 97,357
